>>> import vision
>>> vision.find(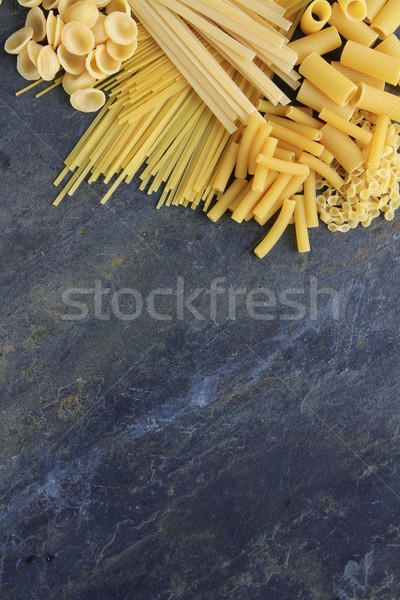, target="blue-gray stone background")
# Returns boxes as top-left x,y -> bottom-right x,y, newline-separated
1,2 -> 400,599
